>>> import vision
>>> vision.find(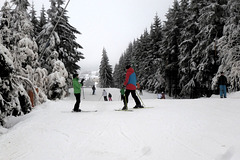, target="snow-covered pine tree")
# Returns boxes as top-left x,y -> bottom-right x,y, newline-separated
212,0 -> 240,92
145,14 -> 163,92
113,64 -> 120,87
37,23 -> 60,72
39,5 -> 47,29
99,48 -> 113,88
37,5 -> 70,100
161,0 -> 181,97
113,54 -> 126,88
9,0 -> 38,72
0,42 -> 15,125
36,5 -> 47,64
37,28 -> 69,100
0,40 -> 33,123
0,1 -> 12,49
124,43 -> 134,67
131,37 -> 143,79
47,60 -> 68,100
33,67 -> 48,103
47,0 -> 84,78
29,1 -> 40,38
133,30 -> 152,88
178,0 -> 198,98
